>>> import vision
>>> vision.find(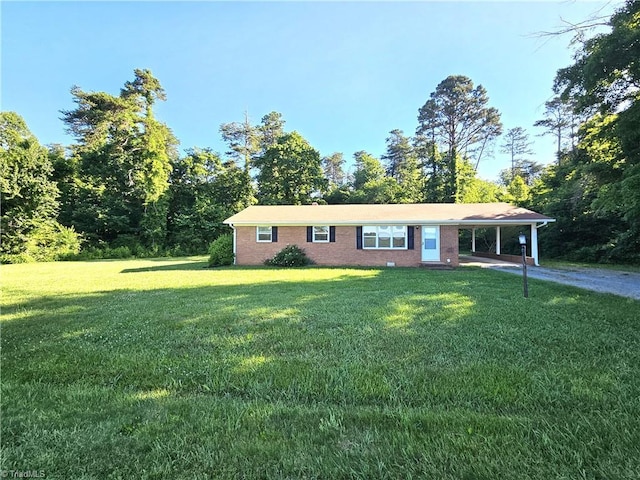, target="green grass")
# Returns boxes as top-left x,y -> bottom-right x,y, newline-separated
2,258 -> 640,479
539,258 -> 640,273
